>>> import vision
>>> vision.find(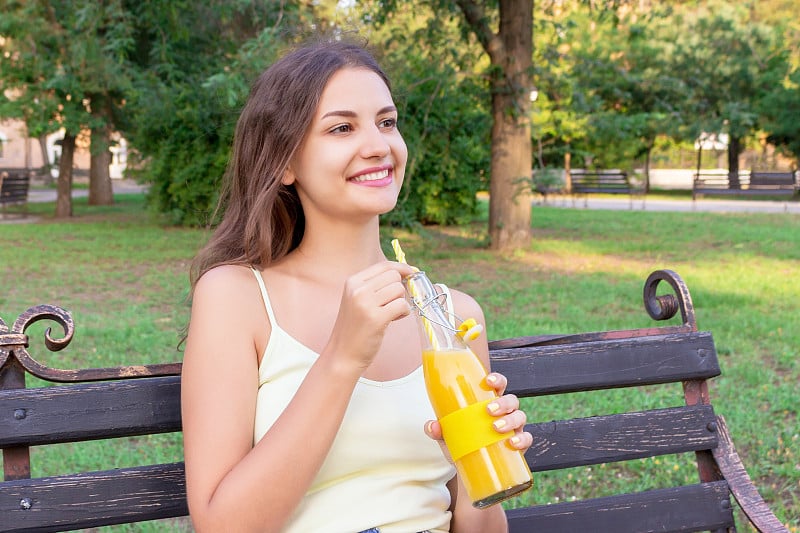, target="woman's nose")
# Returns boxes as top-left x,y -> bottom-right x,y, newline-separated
360,125 -> 391,158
